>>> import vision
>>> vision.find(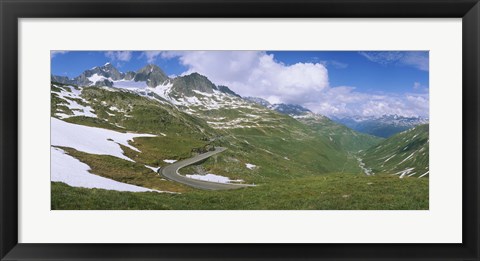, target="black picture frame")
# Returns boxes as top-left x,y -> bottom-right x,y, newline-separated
1,0 -> 479,260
